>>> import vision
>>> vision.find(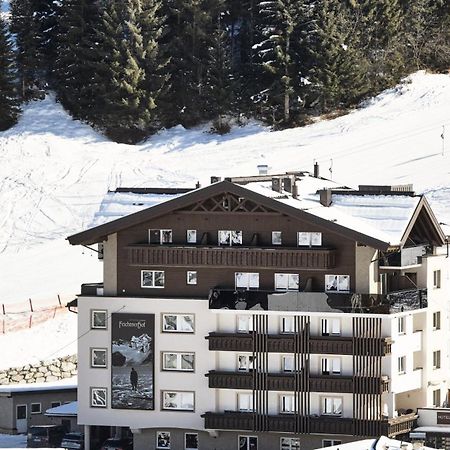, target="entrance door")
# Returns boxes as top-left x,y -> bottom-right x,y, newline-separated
16,405 -> 27,433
